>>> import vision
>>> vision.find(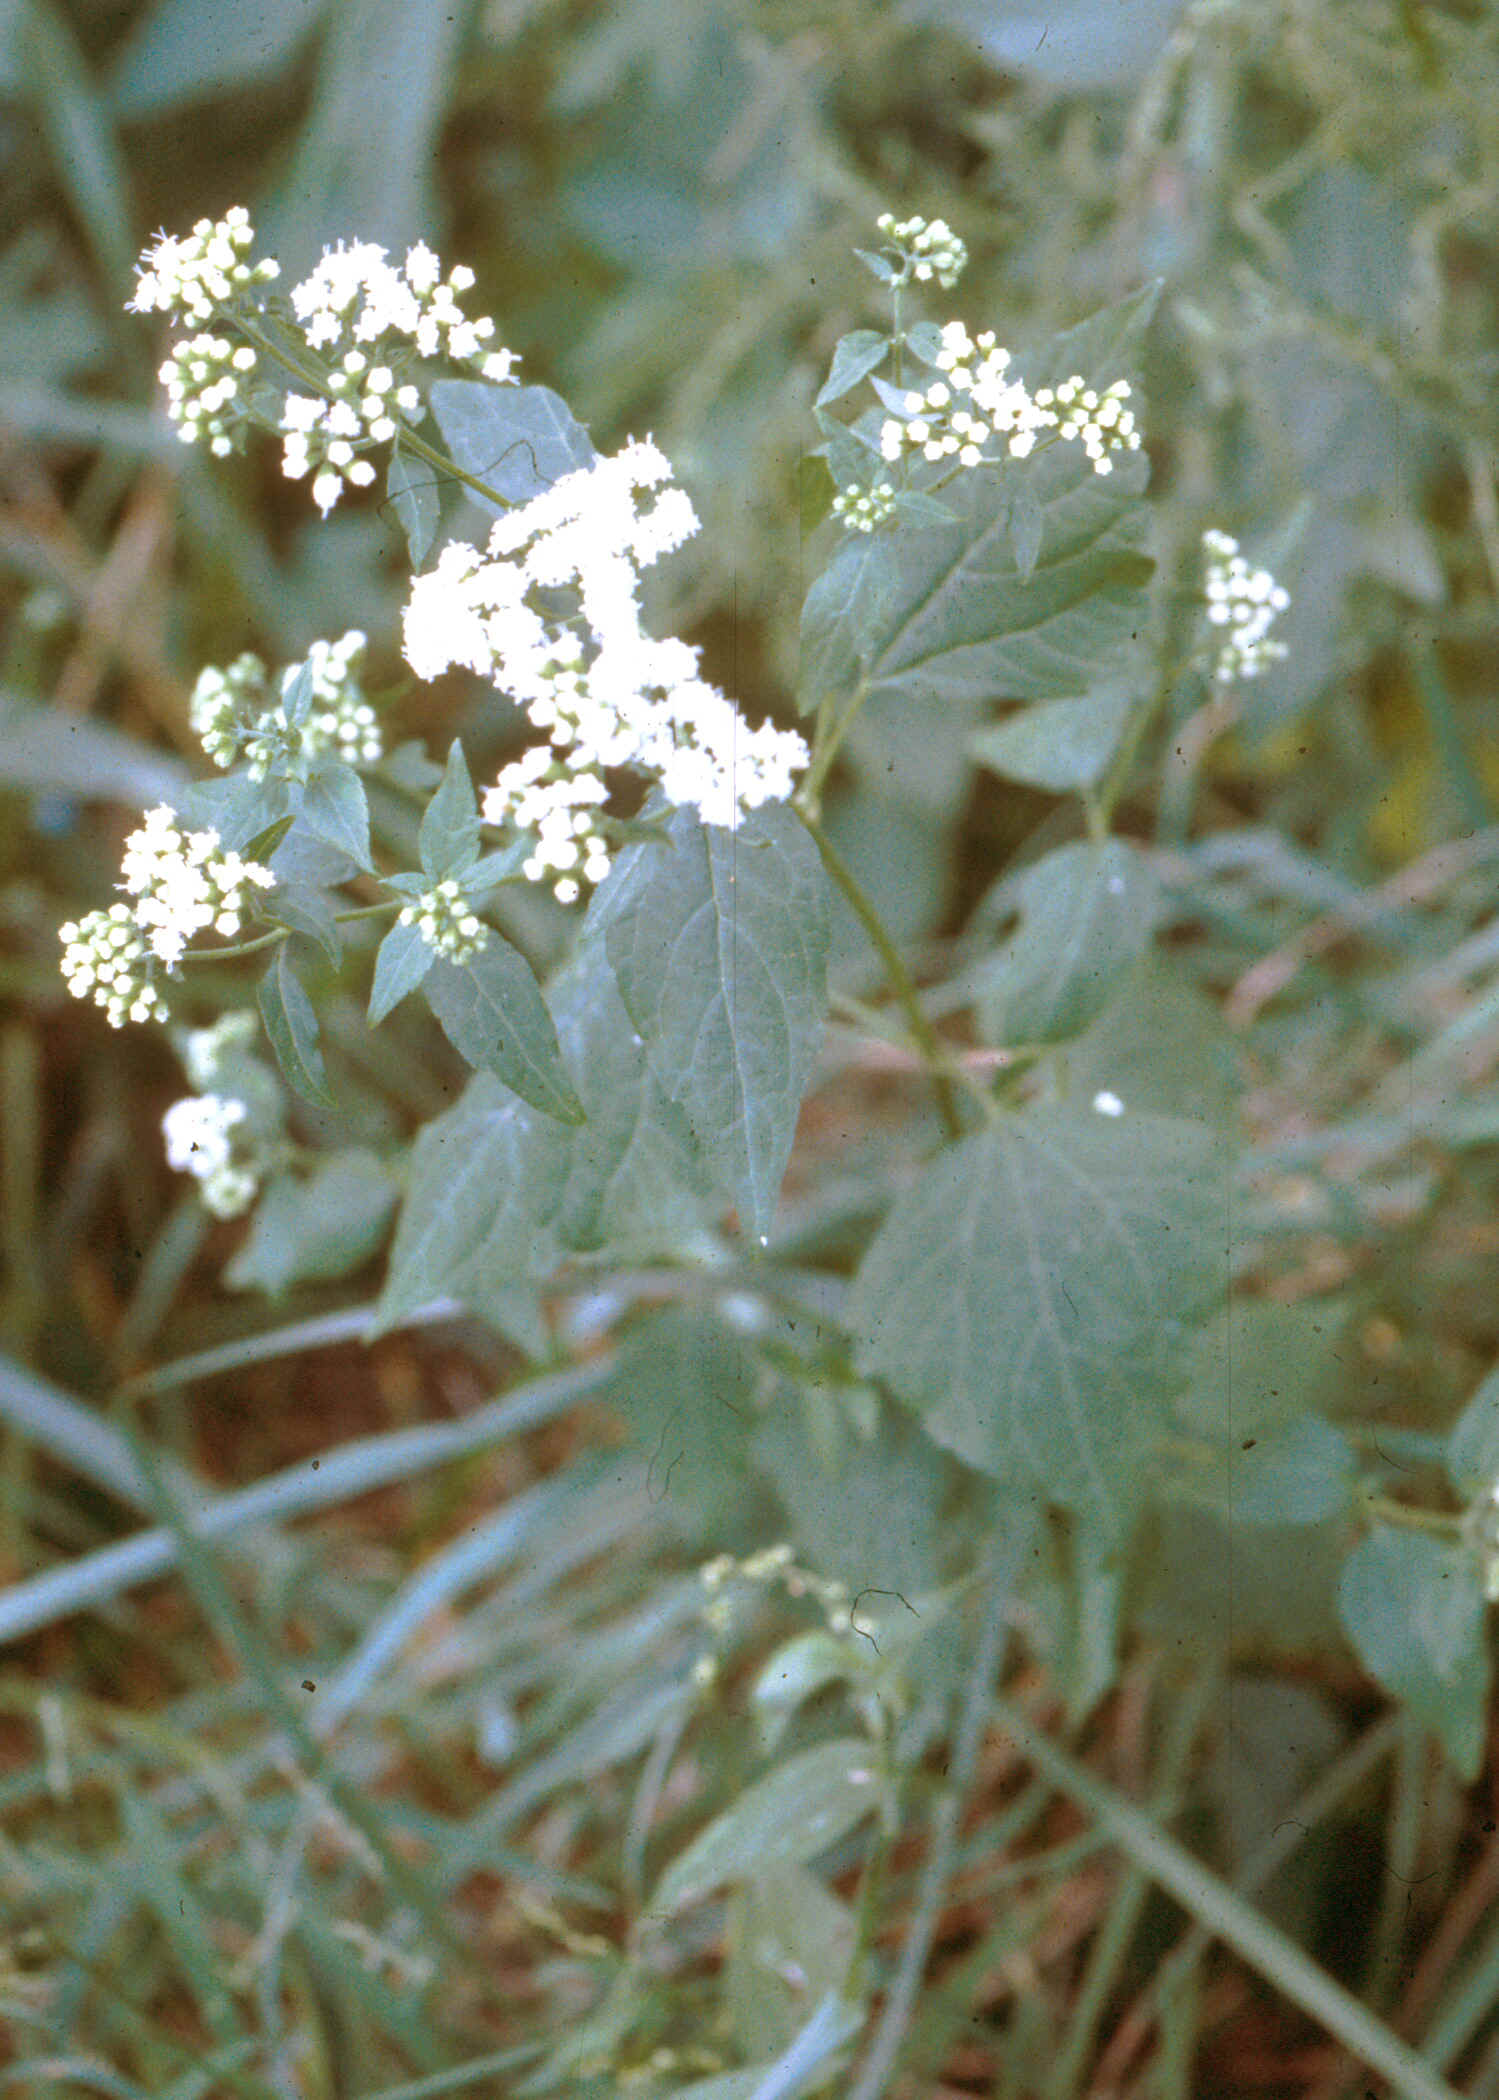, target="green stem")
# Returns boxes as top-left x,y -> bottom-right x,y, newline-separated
185,898 -> 402,963
795,807 -> 965,1140
233,314 -> 519,518
989,1695 -> 1466,2100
